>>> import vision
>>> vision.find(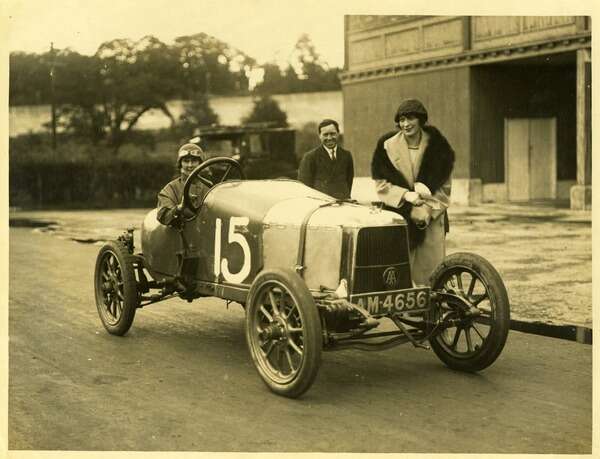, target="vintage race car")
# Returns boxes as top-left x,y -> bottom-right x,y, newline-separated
94,157 -> 510,398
